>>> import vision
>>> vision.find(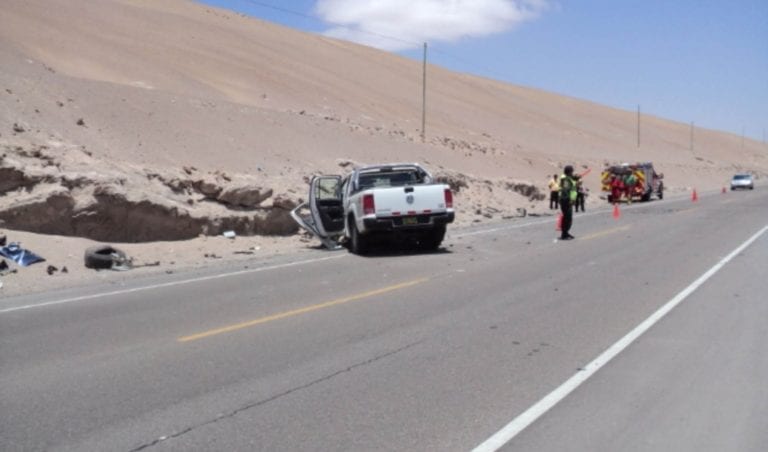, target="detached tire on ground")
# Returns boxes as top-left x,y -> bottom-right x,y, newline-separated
84,245 -> 126,269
